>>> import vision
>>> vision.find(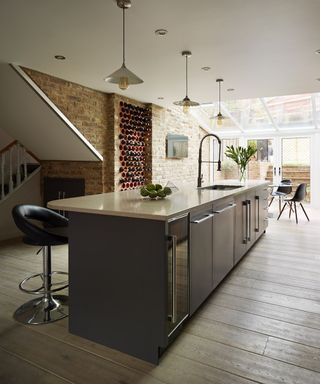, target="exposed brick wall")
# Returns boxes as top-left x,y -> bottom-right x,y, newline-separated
151,105 -> 210,186
23,68 -> 114,193
41,161 -> 103,195
23,67 -> 210,194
